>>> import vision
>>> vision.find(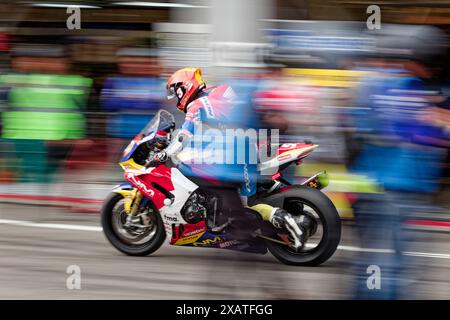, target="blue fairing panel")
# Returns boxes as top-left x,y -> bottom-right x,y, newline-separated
120,141 -> 139,162
113,182 -> 134,191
